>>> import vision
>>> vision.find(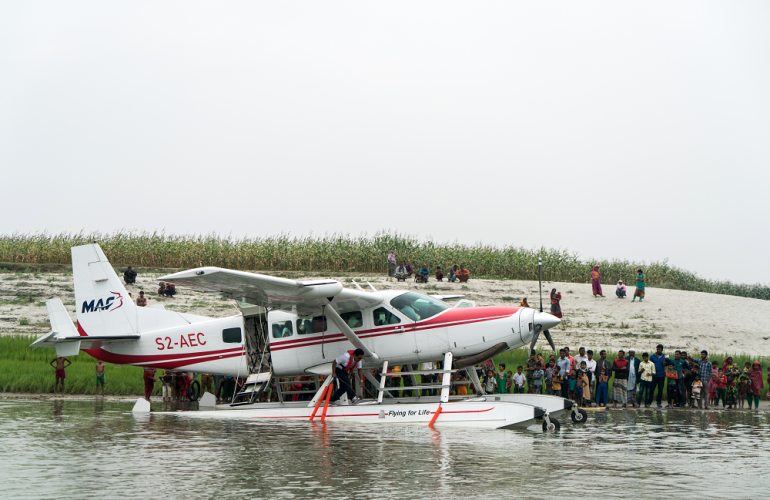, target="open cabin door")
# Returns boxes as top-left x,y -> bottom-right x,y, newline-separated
234,302 -> 272,404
